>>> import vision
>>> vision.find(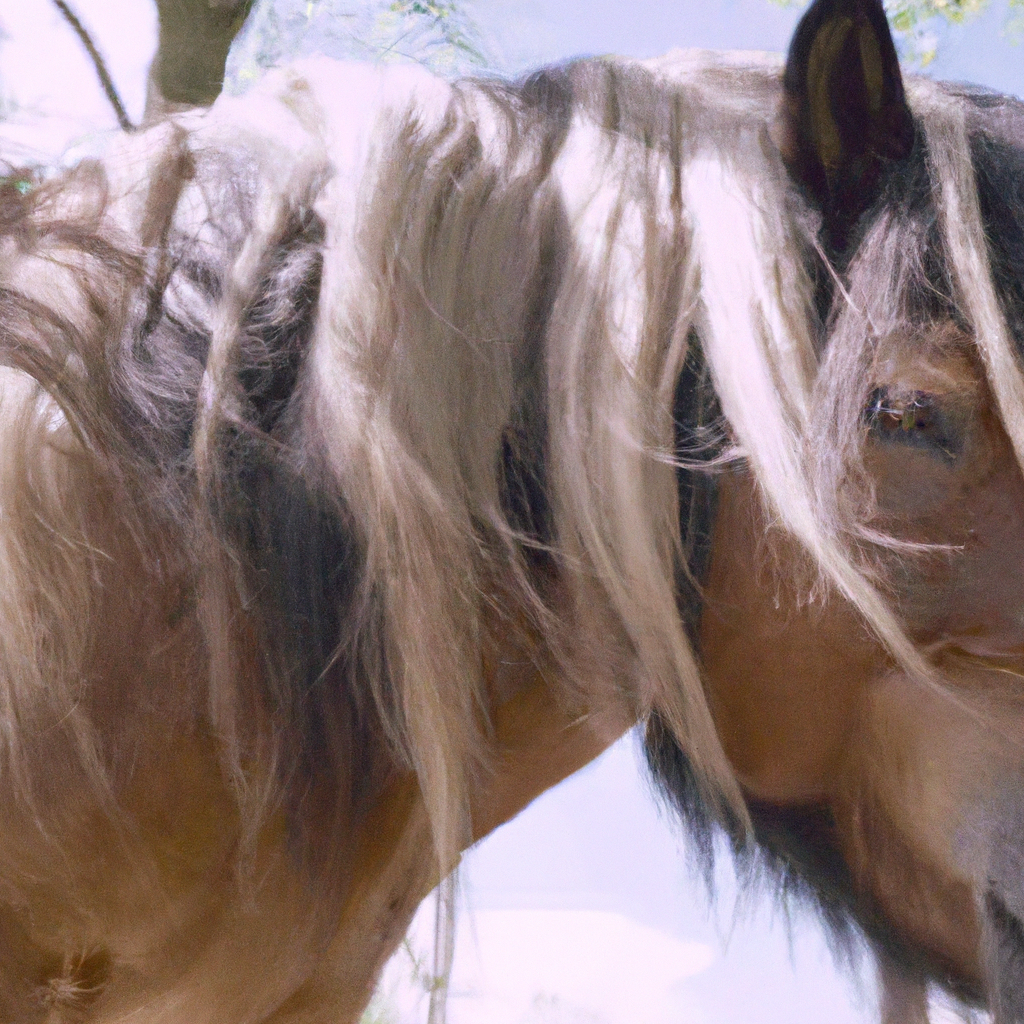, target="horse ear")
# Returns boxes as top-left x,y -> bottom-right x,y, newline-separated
777,0 -> 915,249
